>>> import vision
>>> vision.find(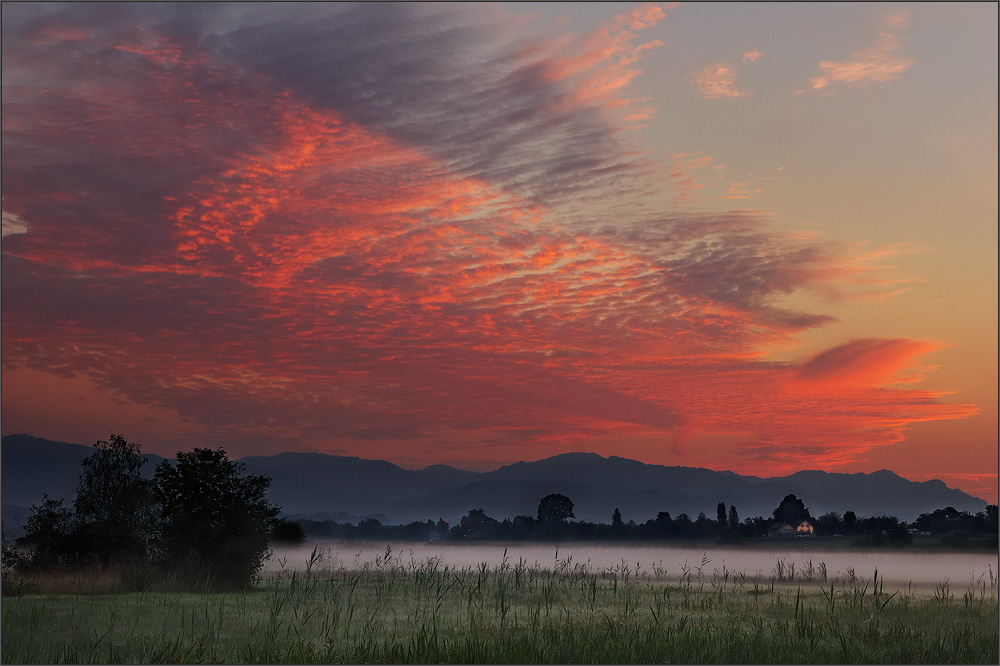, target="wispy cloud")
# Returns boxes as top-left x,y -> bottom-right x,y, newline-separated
810,10 -> 916,90
742,49 -> 764,63
719,182 -> 763,200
